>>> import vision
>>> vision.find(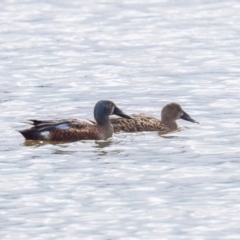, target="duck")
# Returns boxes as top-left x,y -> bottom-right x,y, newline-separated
19,100 -> 132,141
109,102 -> 199,134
